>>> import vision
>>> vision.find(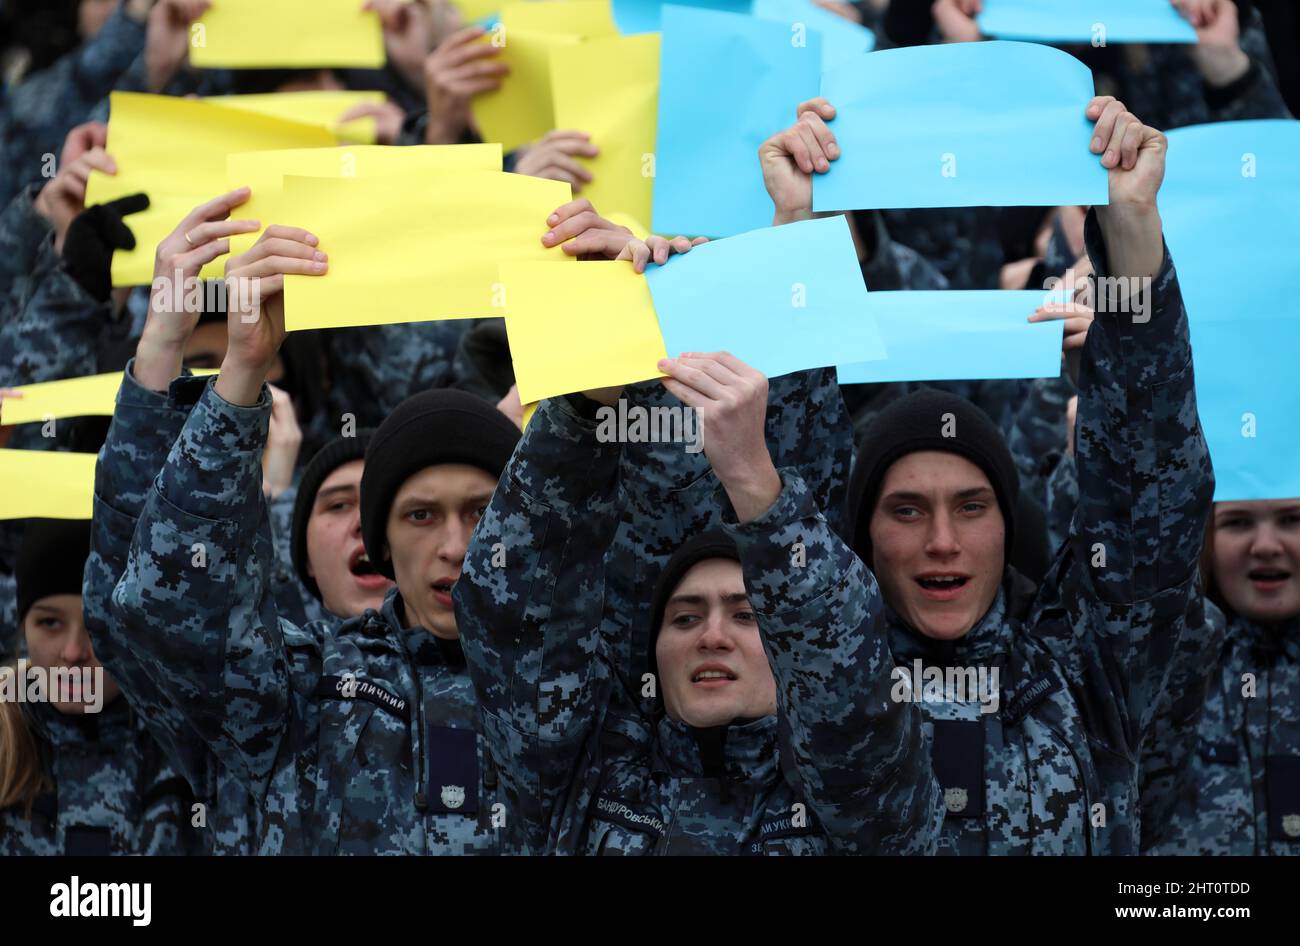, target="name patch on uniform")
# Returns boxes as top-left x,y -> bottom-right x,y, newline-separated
1001,672 -> 1062,728
745,809 -> 821,853
314,675 -> 410,722
427,725 -> 479,816
1198,740 -> 1239,765
593,796 -> 665,837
